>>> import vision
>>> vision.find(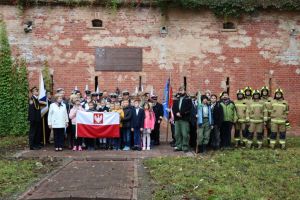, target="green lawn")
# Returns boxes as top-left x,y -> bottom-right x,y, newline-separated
144,137 -> 300,200
0,136 -> 60,199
